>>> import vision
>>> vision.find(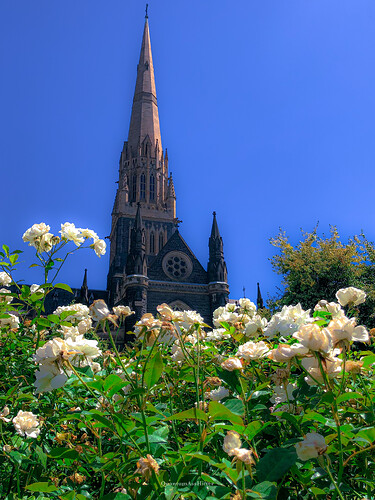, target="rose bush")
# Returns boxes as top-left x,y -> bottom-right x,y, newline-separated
0,225 -> 374,499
